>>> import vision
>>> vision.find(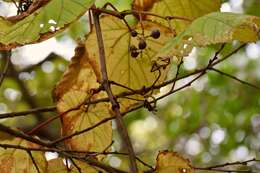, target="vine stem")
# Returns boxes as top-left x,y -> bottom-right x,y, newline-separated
92,9 -> 138,173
